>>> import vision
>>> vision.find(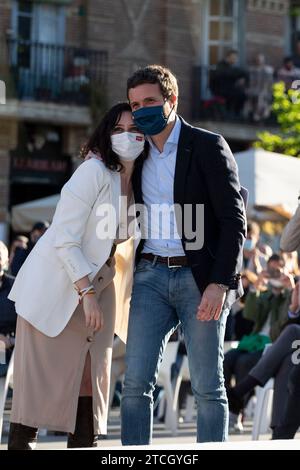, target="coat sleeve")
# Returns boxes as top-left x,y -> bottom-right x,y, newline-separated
203,135 -> 247,288
280,204 -> 300,252
53,160 -> 104,283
